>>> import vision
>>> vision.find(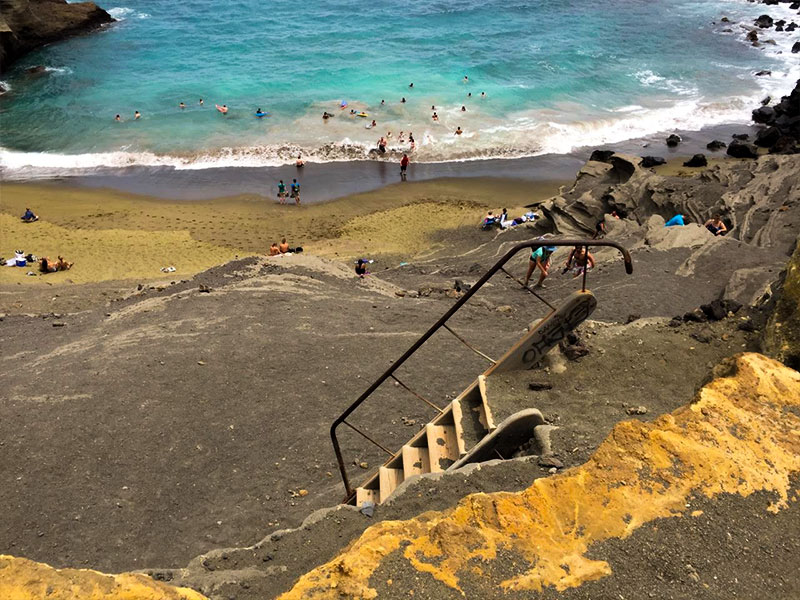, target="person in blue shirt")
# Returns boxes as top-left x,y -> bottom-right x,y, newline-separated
290,179 -> 301,206
21,208 -> 38,222
665,214 -> 686,227
524,245 -> 557,288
